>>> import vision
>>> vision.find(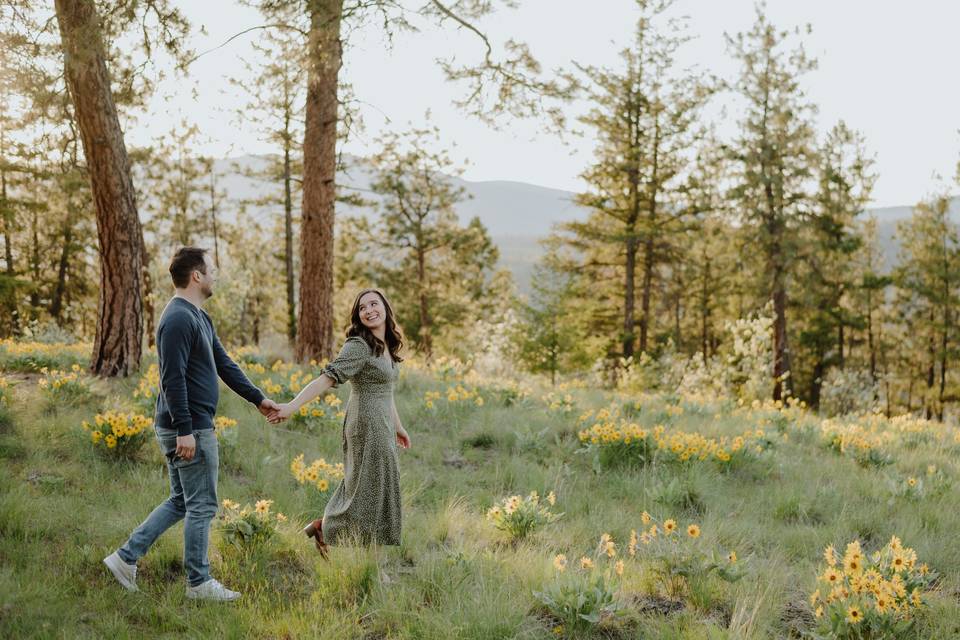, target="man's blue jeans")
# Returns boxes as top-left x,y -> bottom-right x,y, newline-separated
117,426 -> 219,587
